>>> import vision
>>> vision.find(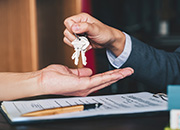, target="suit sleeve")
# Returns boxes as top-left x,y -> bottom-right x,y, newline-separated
121,36 -> 180,90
